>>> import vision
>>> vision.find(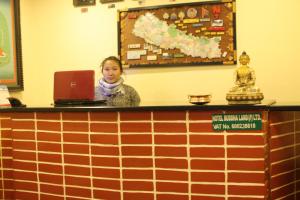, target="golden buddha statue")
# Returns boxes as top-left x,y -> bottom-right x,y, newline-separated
226,51 -> 264,104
